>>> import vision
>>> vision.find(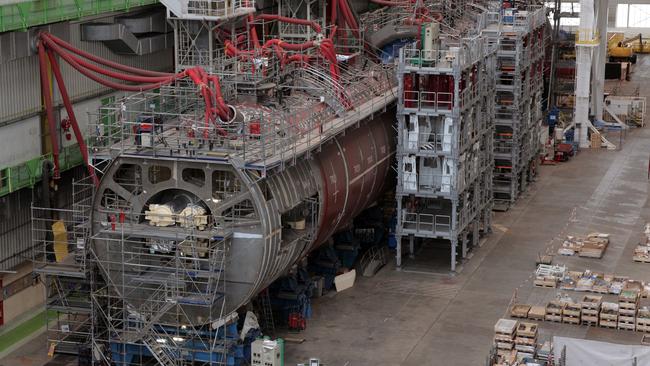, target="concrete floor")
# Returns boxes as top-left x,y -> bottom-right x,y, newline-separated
280,63 -> 650,364
4,61 -> 650,366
